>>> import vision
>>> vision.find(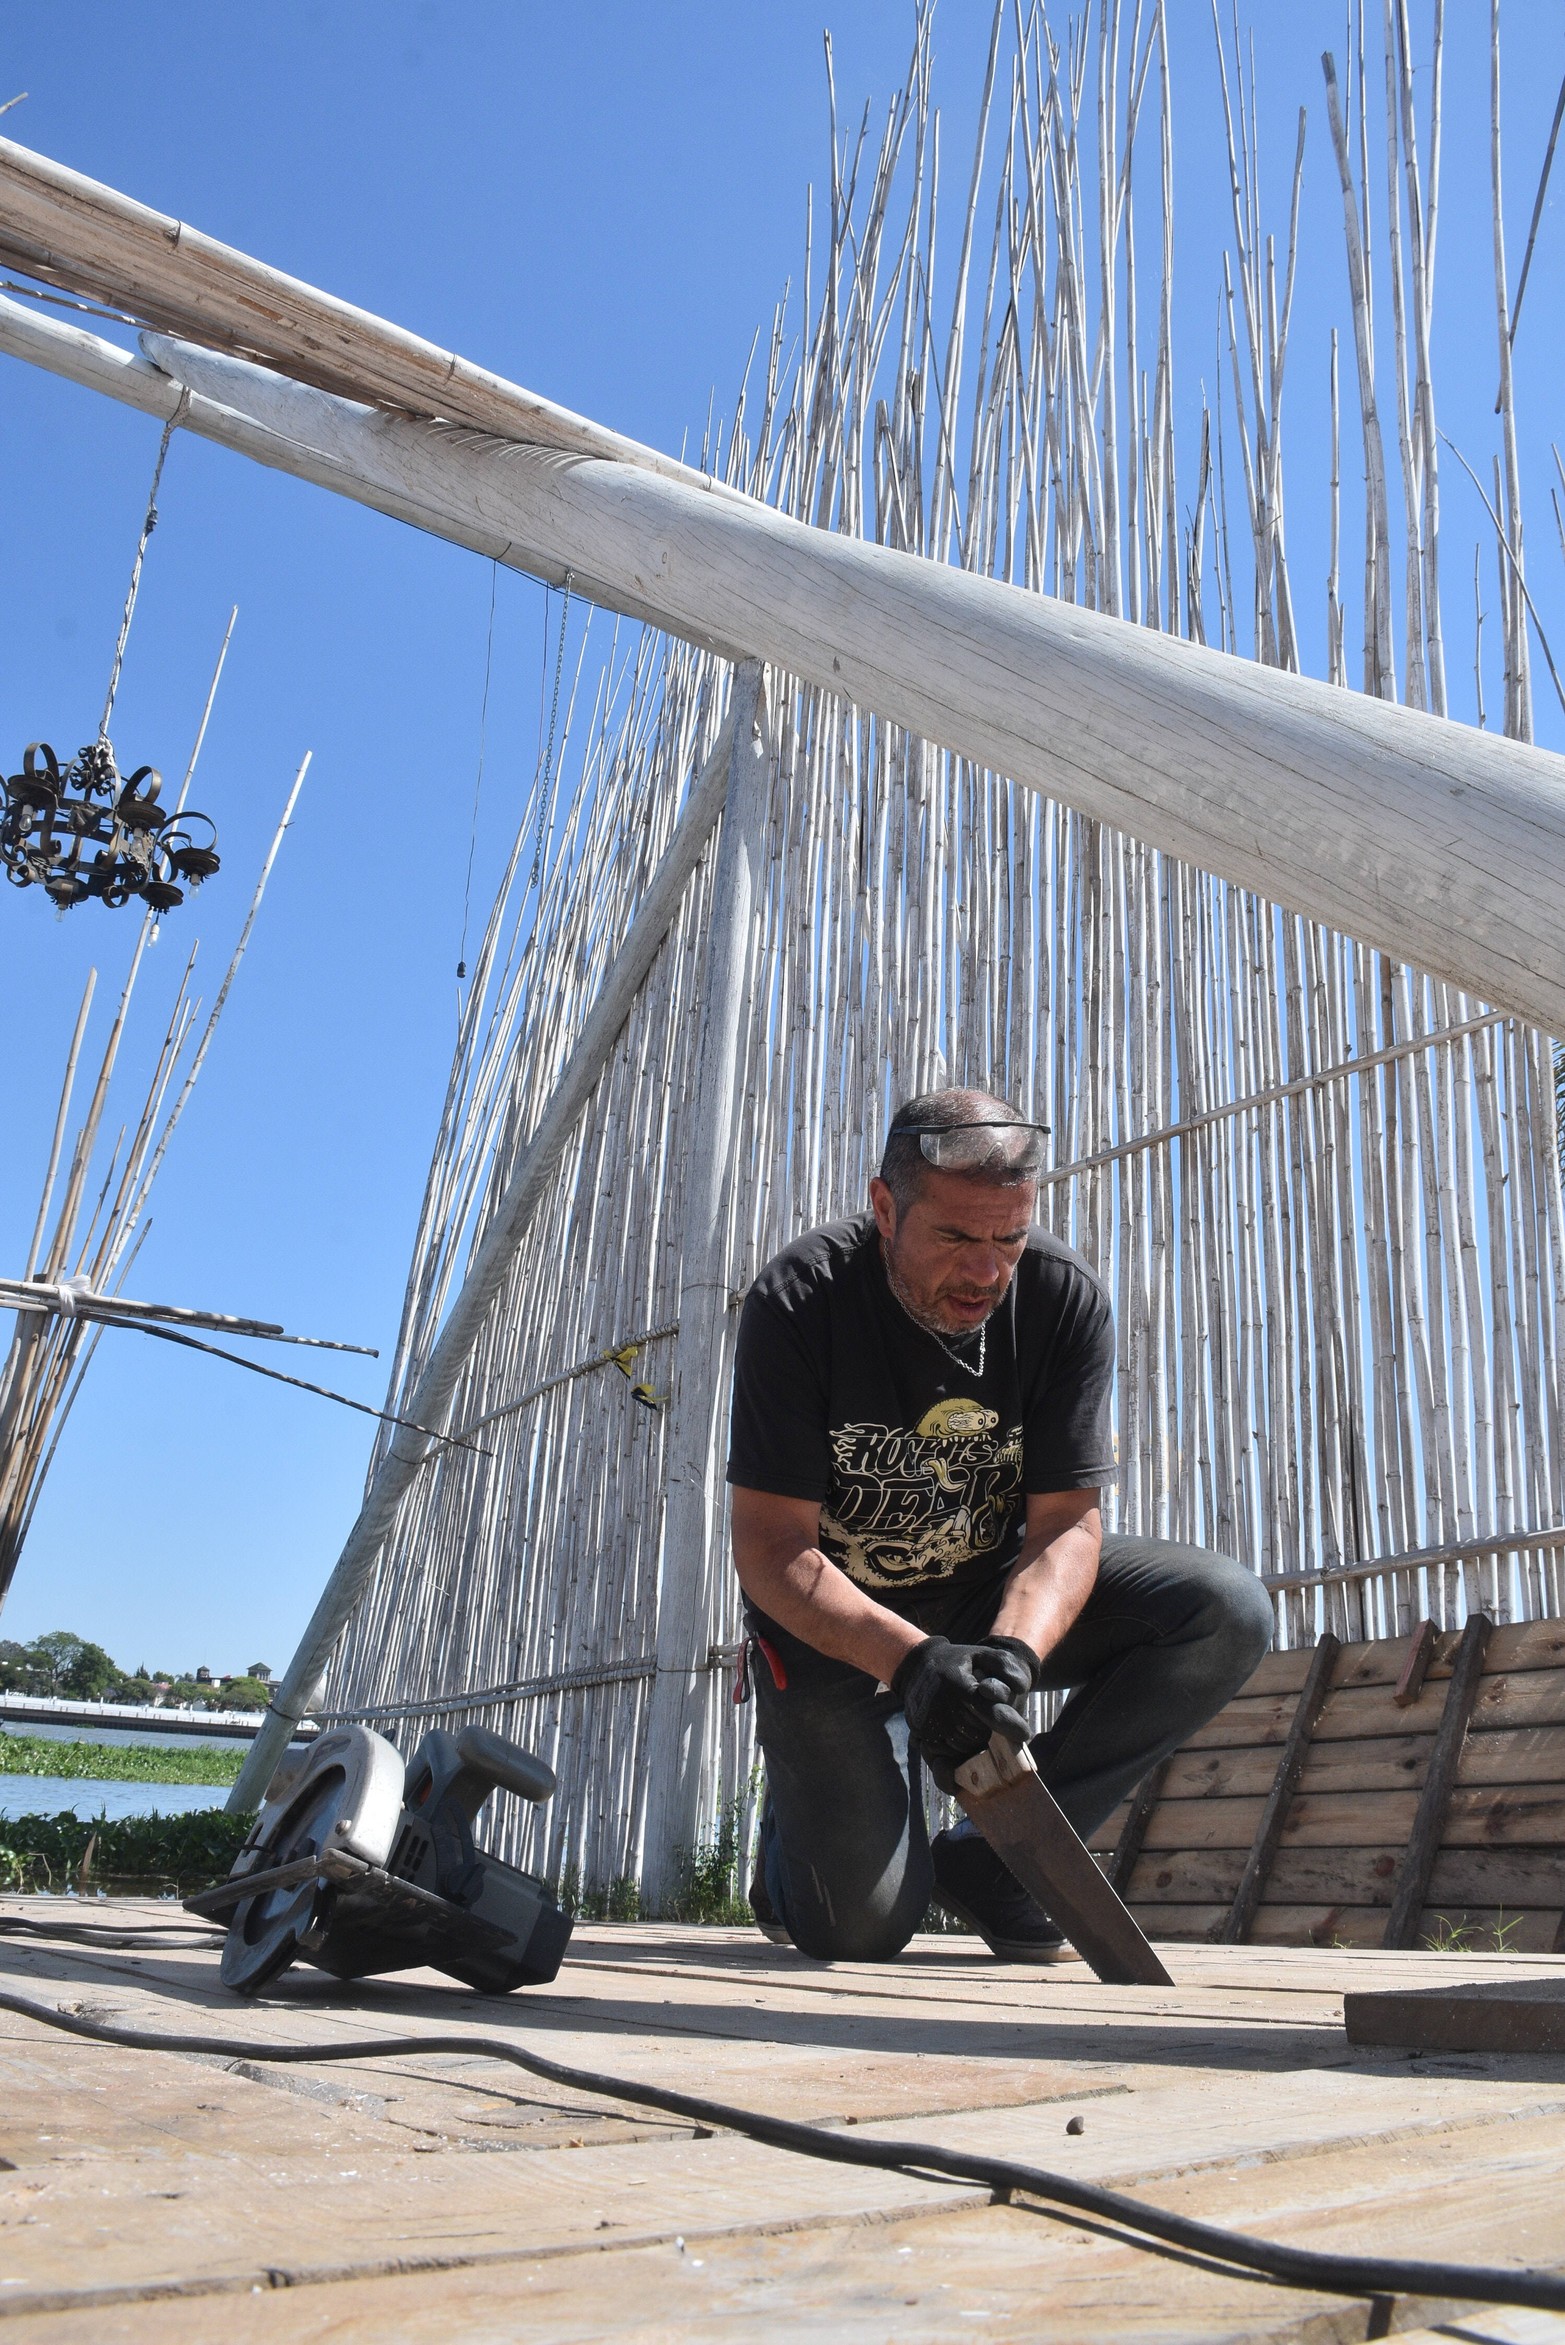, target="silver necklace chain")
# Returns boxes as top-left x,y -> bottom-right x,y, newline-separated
884,1250 -> 988,1379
